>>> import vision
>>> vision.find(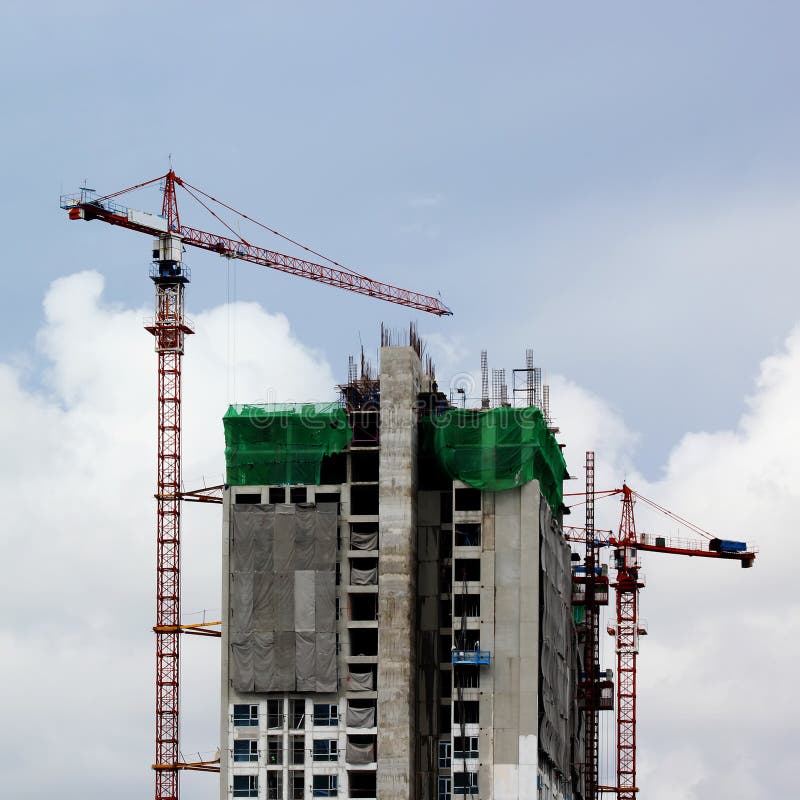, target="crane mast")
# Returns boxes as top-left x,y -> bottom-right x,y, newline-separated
145,234 -> 192,800
611,485 -> 643,800
61,172 -> 451,800
582,452 -> 600,800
